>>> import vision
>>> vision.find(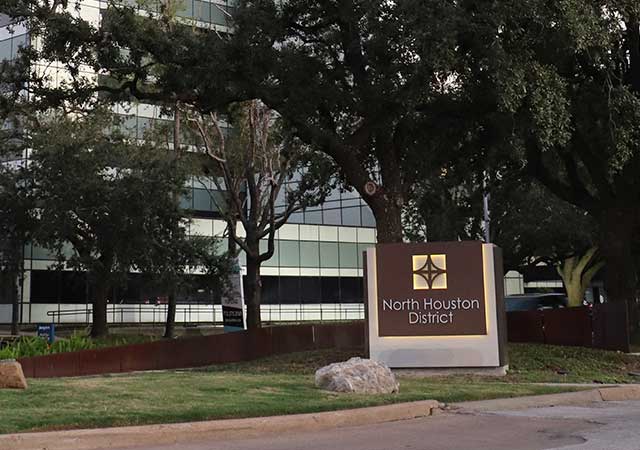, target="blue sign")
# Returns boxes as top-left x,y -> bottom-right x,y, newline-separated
37,323 -> 55,344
